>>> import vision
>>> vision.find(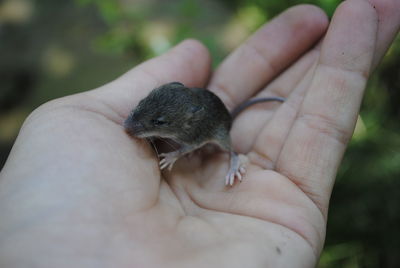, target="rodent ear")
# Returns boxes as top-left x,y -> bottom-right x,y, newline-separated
191,105 -> 204,114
